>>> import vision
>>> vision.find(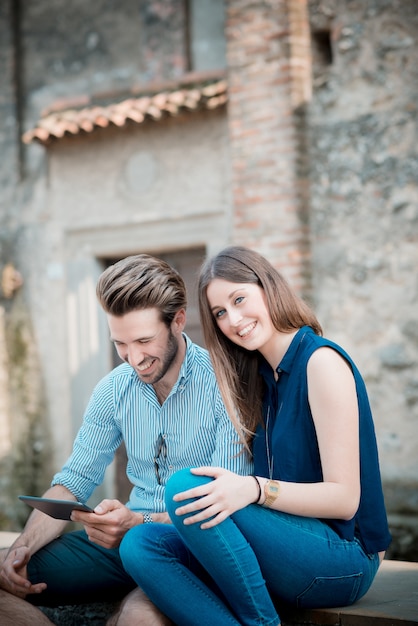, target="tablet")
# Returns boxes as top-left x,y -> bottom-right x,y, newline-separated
19,495 -> 93,520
